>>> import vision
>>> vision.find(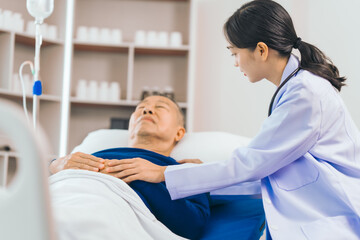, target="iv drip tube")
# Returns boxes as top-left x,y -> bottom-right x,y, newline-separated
21,0 -> 54,130
19,61 -> 34,124
32,19 -> 43,130
19,20 -> 43,130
